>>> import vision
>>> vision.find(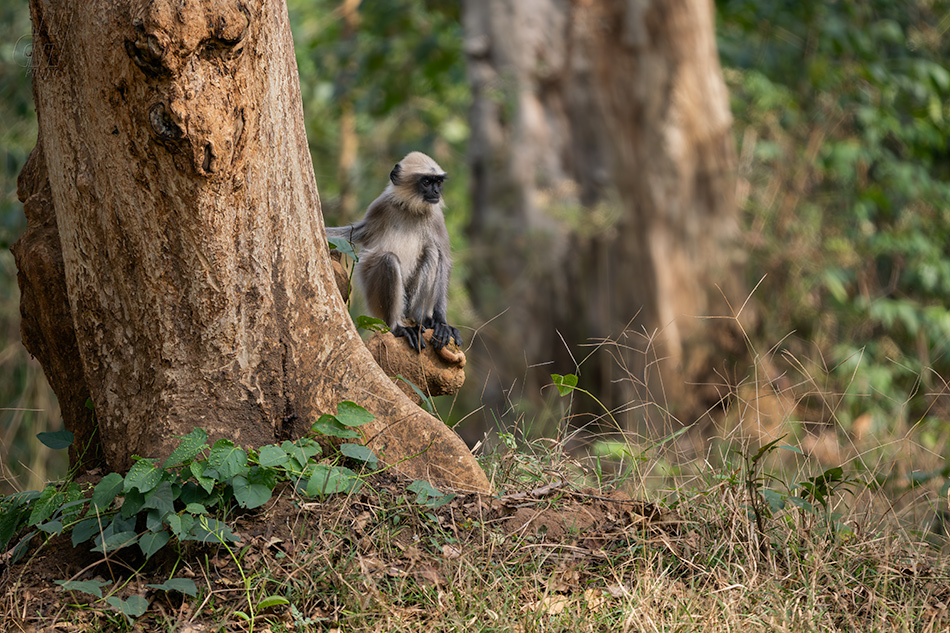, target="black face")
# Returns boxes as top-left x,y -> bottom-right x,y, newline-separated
418,175 -> 446,204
